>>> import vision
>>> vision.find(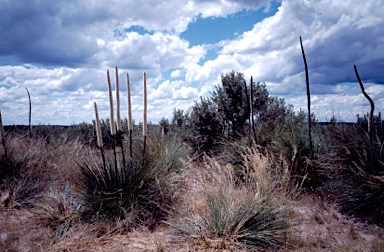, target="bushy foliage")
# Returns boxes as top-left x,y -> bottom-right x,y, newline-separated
186,97 -> 225,155
212,71 -> 250,138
